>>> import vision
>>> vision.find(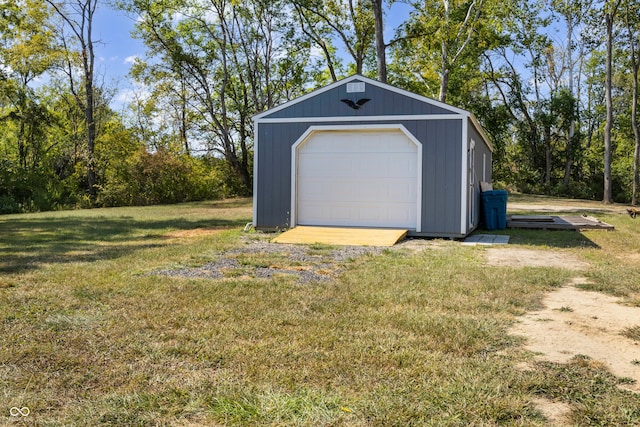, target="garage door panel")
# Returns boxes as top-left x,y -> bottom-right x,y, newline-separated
298,203 -> 356,224
356,180 -> 415,200
301,154 -> 417,178
386,205 -> 416,225
299,180 -> 417,204
299,203 -> 416,228
297,130 -> 418,229
386,182 -> 417,201
299,180 -> 357,202
386,155 -> 418,175
299,154 -> 352,175
304,134 -> 415,153
297,202 -> 326,222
